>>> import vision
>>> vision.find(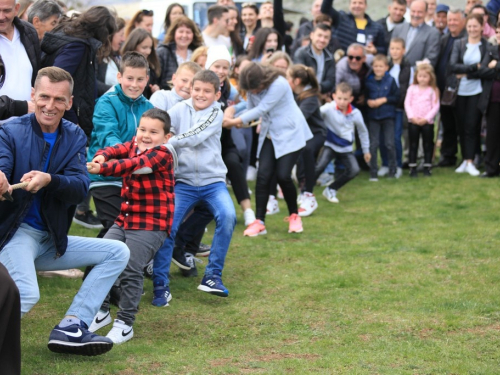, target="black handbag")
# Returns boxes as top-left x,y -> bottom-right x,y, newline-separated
441,79 -> 460,107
